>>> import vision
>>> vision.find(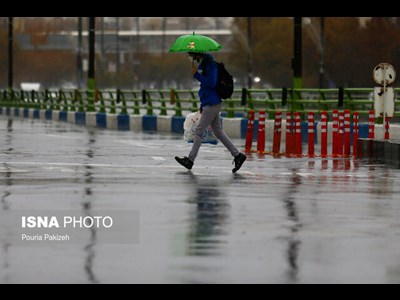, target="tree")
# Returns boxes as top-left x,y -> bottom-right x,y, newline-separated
357,17 -> 400,87
228,17 -> 294,89
0,26 -> 8,87
323,17 -> 365,87
228,17 -> 400,89
7,17 -> 400,90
